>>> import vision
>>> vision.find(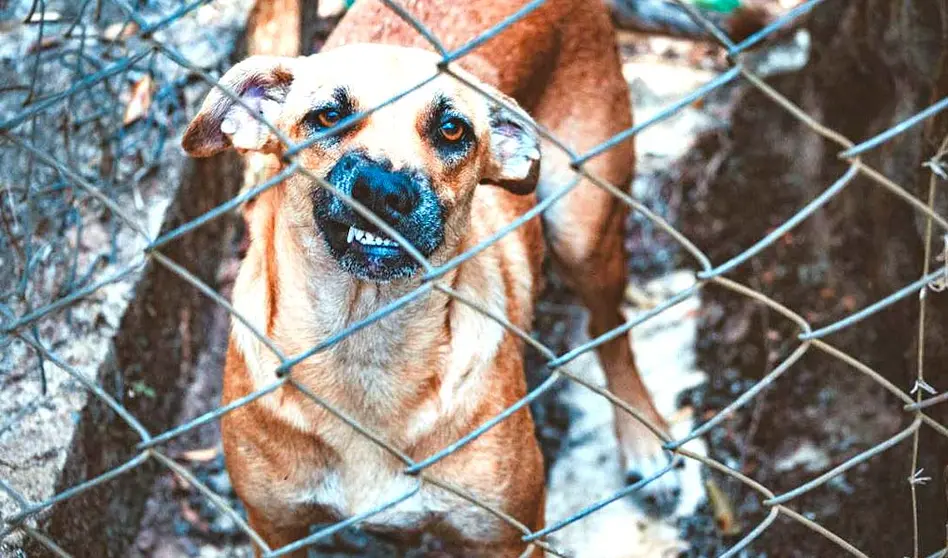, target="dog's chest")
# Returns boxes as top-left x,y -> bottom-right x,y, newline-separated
283,445 -> 497,541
